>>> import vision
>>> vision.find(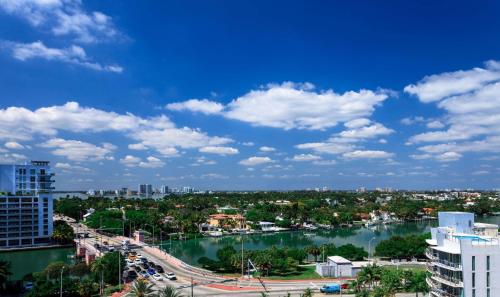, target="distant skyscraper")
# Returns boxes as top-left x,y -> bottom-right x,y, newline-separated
138,184 -> 153,197
160,185 -> 169,195
0,161 -> 54,248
